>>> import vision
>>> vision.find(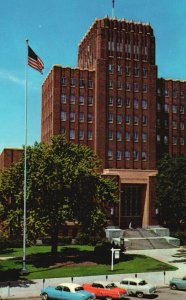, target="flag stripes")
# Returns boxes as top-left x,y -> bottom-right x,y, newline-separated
28,45 -> 44,74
